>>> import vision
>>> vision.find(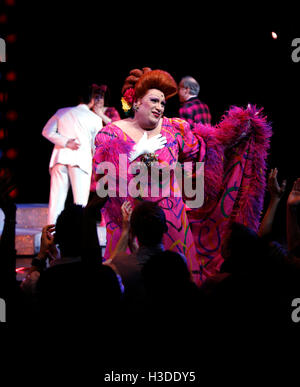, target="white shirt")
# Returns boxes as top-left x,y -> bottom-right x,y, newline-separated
42,104 -> 102,174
